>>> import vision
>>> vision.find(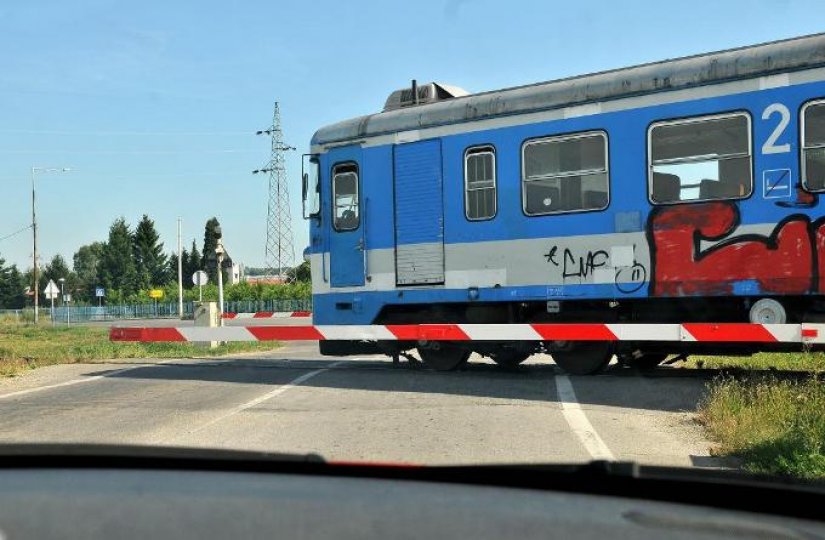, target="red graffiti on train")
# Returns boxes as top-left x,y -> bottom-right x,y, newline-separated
648,202 -> 814,296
